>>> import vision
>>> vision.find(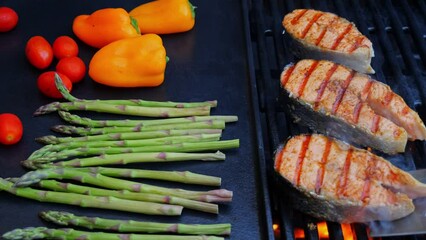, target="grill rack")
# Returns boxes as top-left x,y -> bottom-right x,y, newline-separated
245,0 -> 426,239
